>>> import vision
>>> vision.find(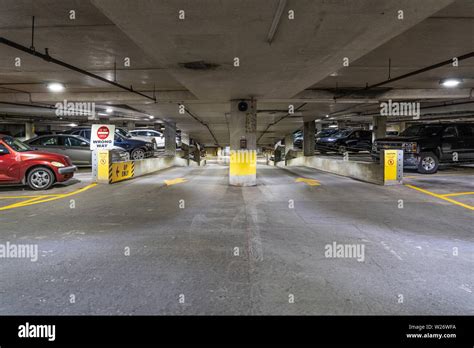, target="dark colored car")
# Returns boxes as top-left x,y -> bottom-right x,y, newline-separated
372,123 -> 474,174
0,135 -> 76,190
316,129 -> 372,154
315,128 -> 340,141
25,134 -> 130,166
64,127 -> 154,160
